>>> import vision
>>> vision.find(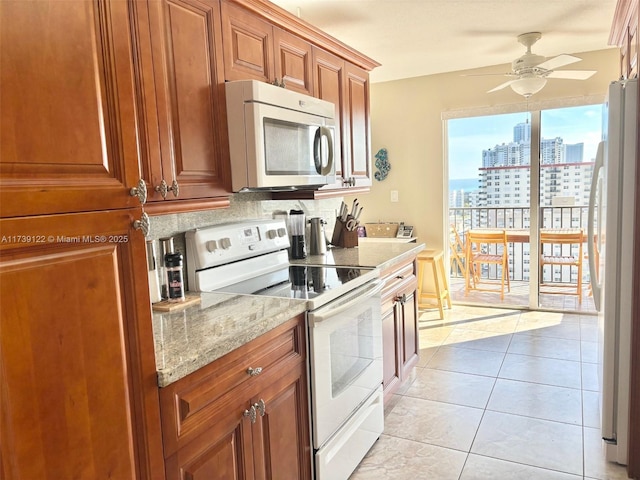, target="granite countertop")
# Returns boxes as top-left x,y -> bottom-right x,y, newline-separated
152,241 -> 425,387
152,292 -> 307,387
290,241 -> 425,270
